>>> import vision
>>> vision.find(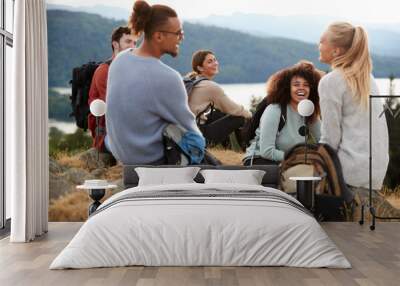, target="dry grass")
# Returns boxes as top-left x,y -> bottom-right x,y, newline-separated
386,197 -> 400,209
381,185 -> 400,197
50,149 -> 121,222
380,186 -> 400,209
208,147 -> 244,165
54,146 -> 244,174
49,191 -> 89,221
49,189 -> 114,222
103,164 -> 123,181
55,152 -> 87,169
